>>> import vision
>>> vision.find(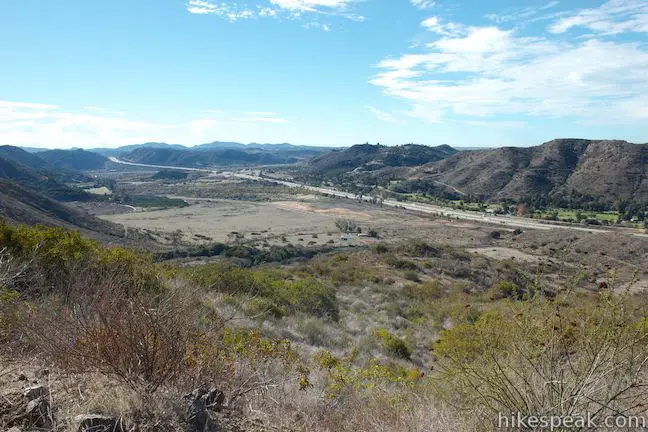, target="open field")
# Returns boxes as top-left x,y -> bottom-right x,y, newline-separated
95,169 -> 648,293
6,163 -> 648,432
